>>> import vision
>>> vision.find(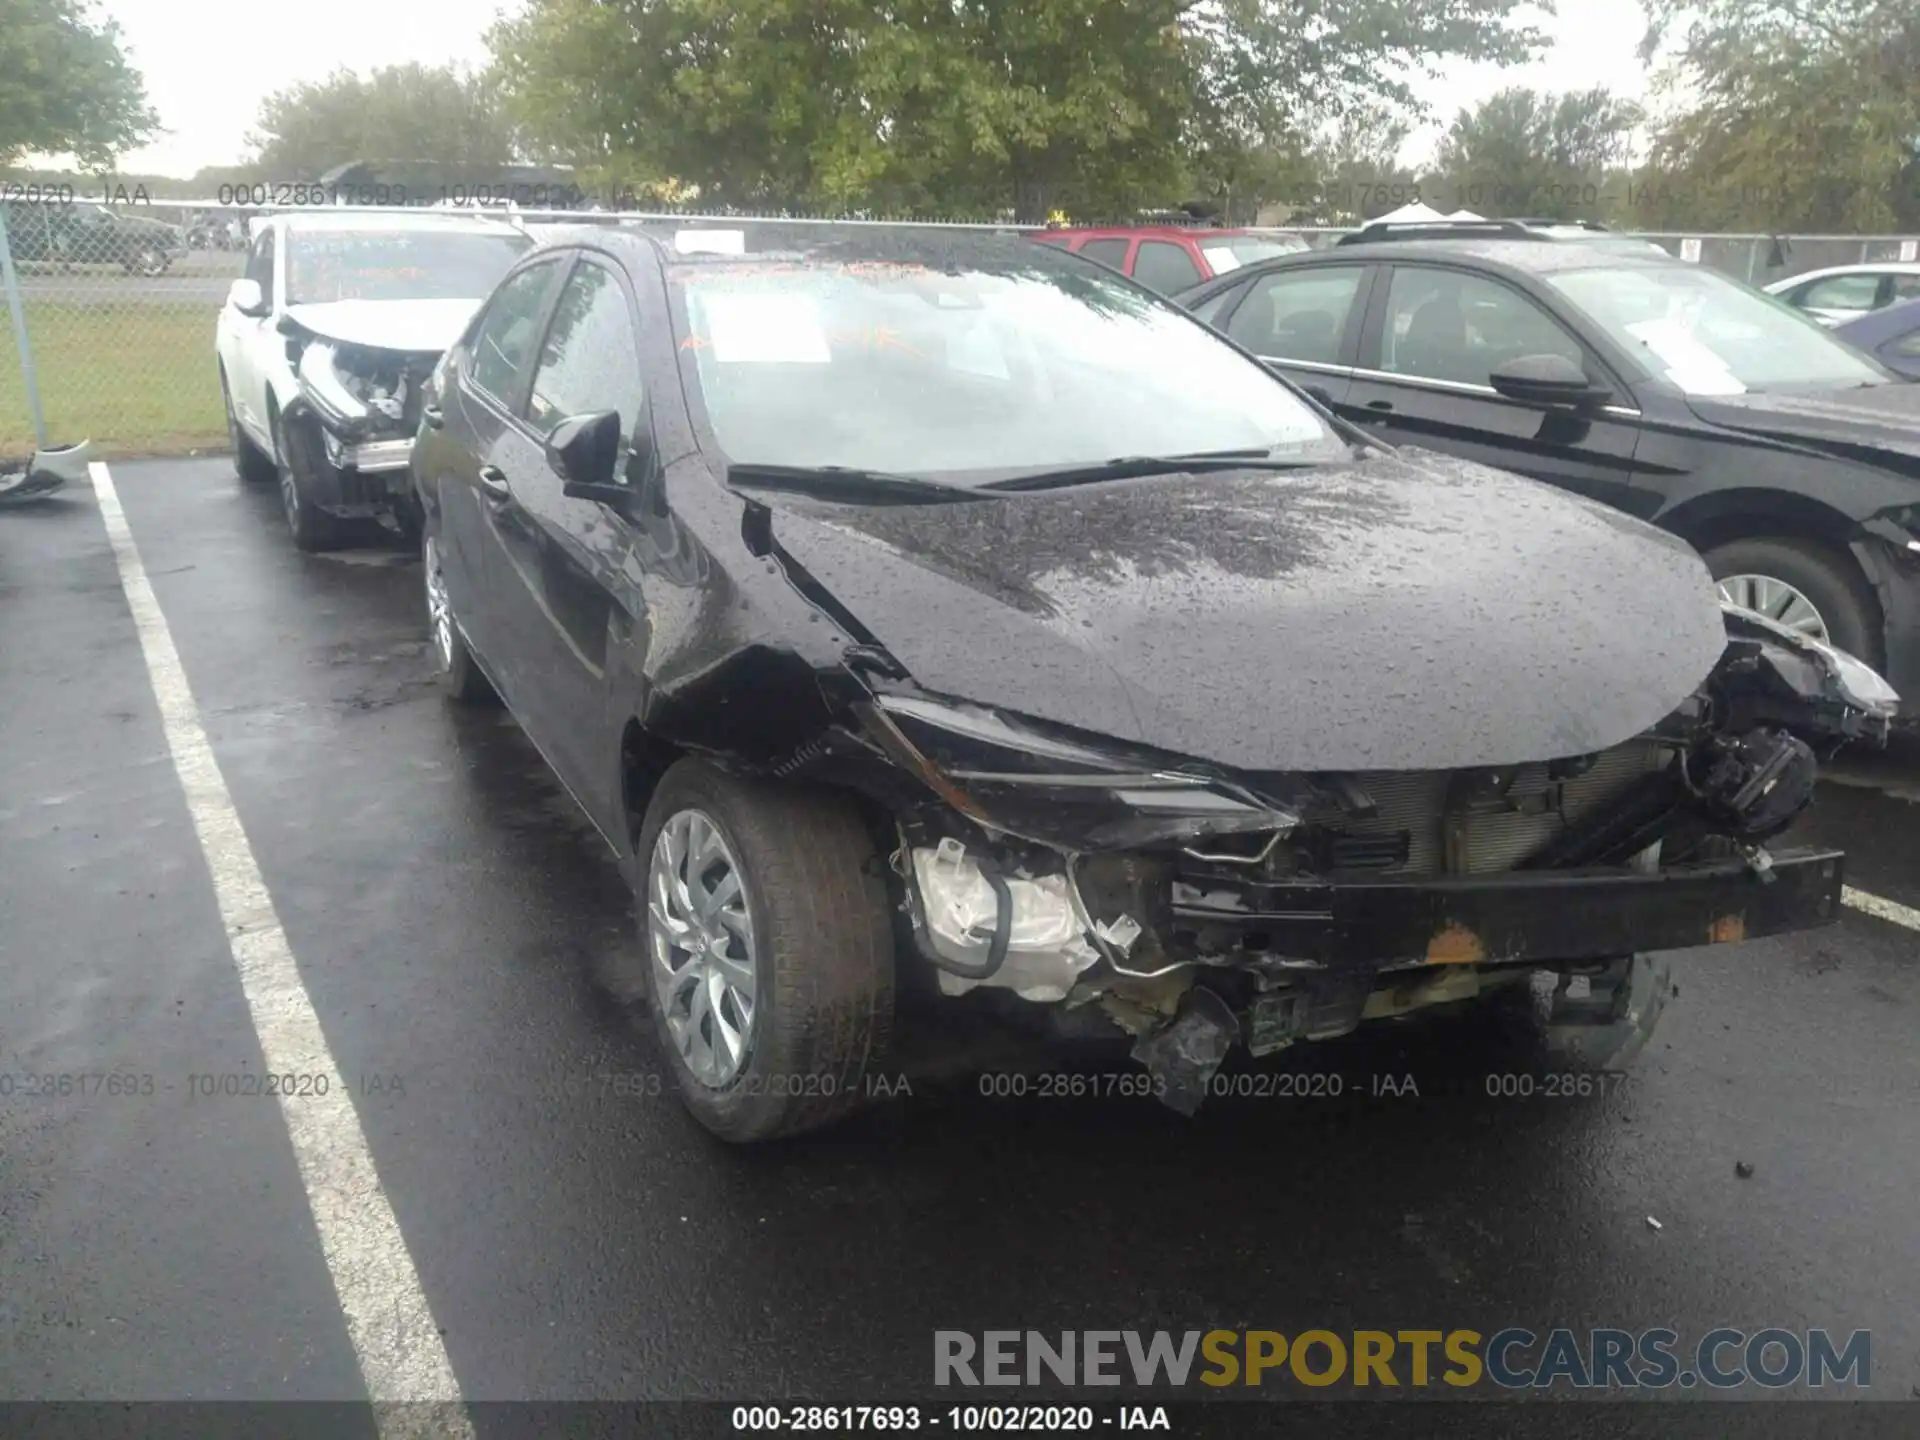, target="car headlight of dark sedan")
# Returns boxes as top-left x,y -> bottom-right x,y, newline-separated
859,692 -> 1300,851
